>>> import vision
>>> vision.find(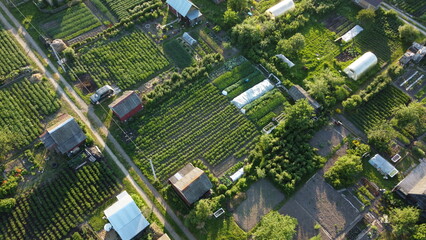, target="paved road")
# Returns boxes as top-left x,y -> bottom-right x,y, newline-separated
0,2 -> 196,240
381,2 -> 426,36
